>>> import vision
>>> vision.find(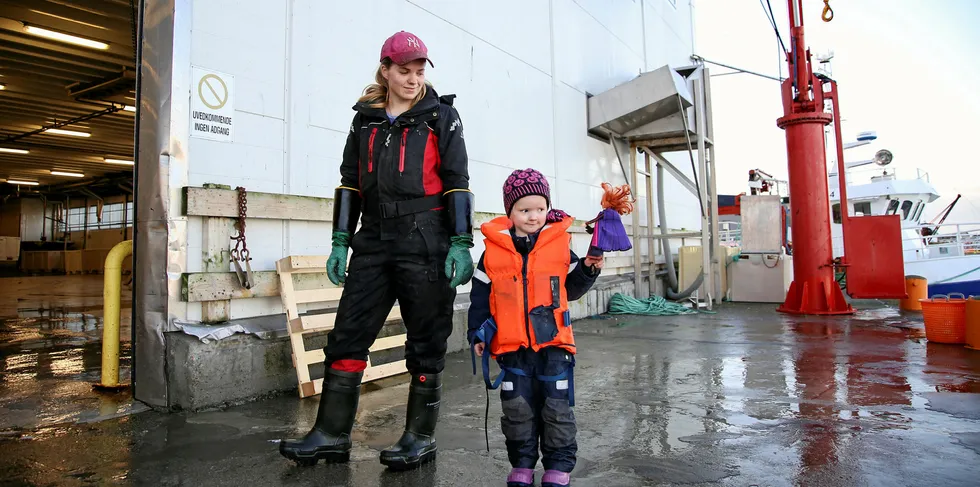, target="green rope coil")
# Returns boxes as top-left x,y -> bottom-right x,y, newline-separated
608,292 -> 710,316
